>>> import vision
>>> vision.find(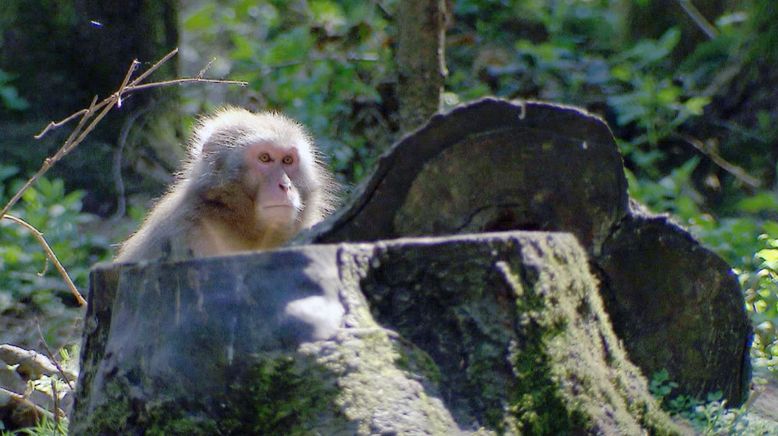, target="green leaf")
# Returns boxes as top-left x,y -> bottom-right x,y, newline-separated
657,85 -> 680,105
183,4 -> 216,31
757,248 -> 778,264
684,96 -> 710,116
231,34 -> 255,61
0,86 -> 30,111
761,221 -> 778,238
610,64 -> 632,82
